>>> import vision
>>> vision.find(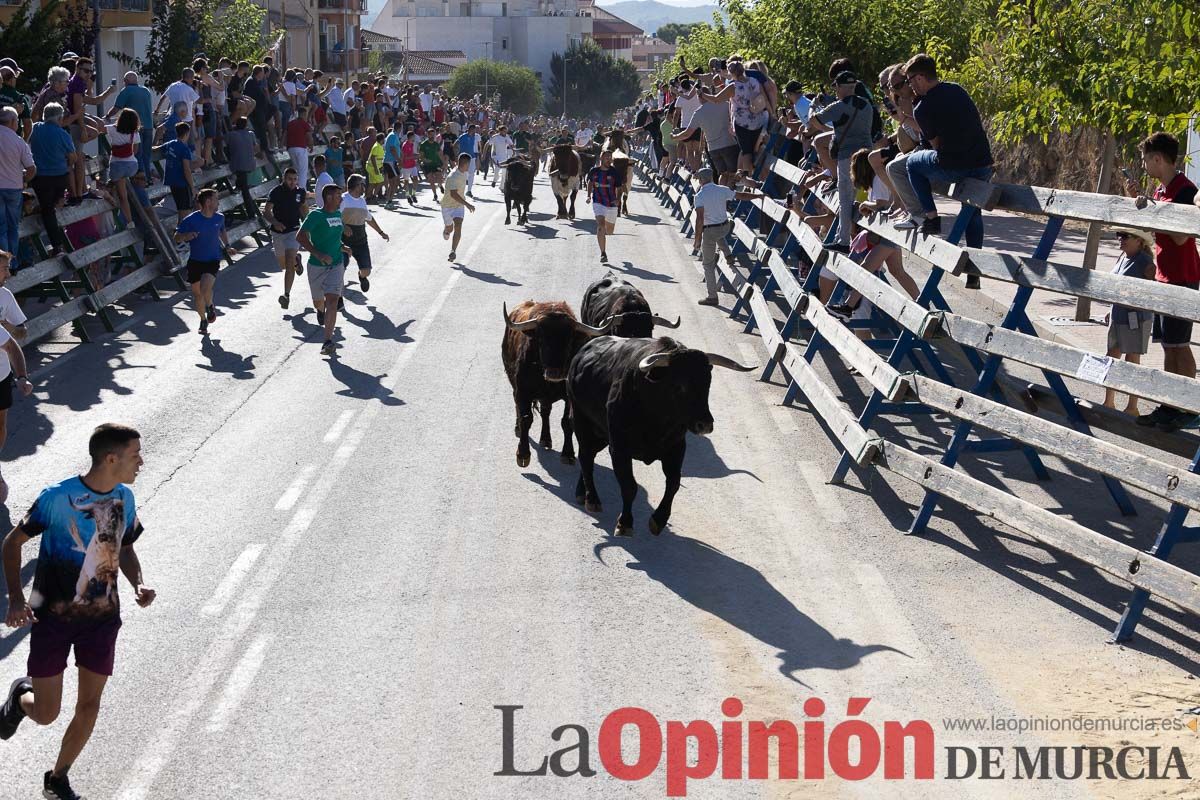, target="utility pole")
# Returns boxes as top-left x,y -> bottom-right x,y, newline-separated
479,41 -> 492,102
